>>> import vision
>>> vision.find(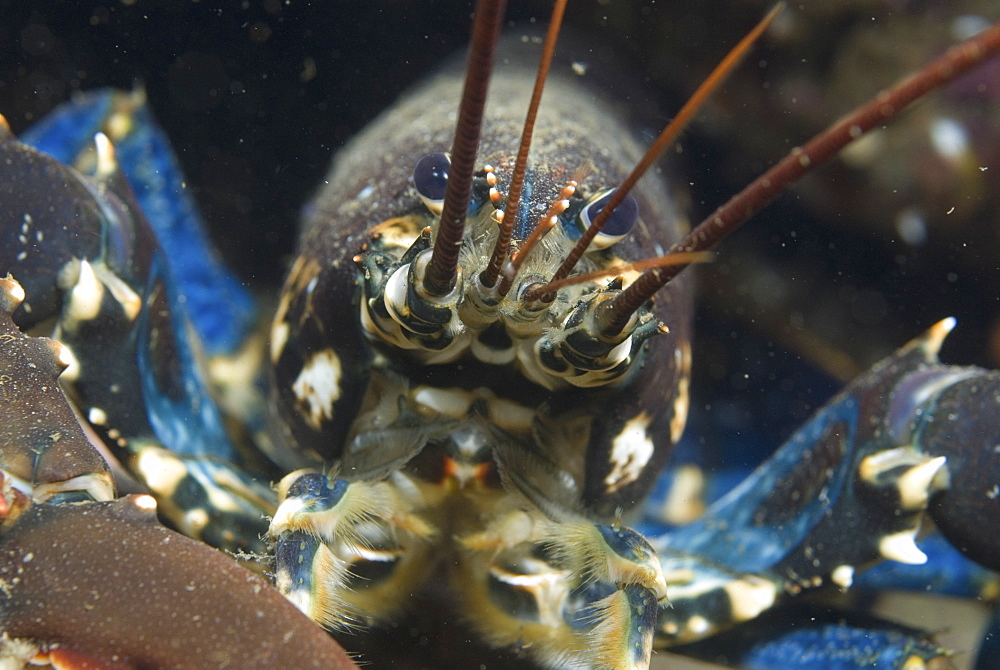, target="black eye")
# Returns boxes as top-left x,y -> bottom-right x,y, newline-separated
579,188 -> 639,249
413,152 -> 450,214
